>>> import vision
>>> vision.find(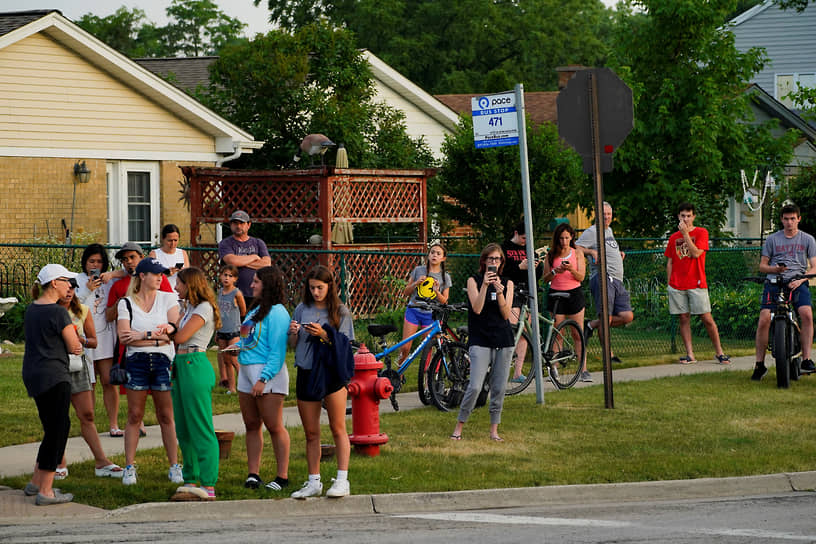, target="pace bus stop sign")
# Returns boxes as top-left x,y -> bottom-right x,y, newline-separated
471,92 -> 519,149
557,68 -> 633,174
